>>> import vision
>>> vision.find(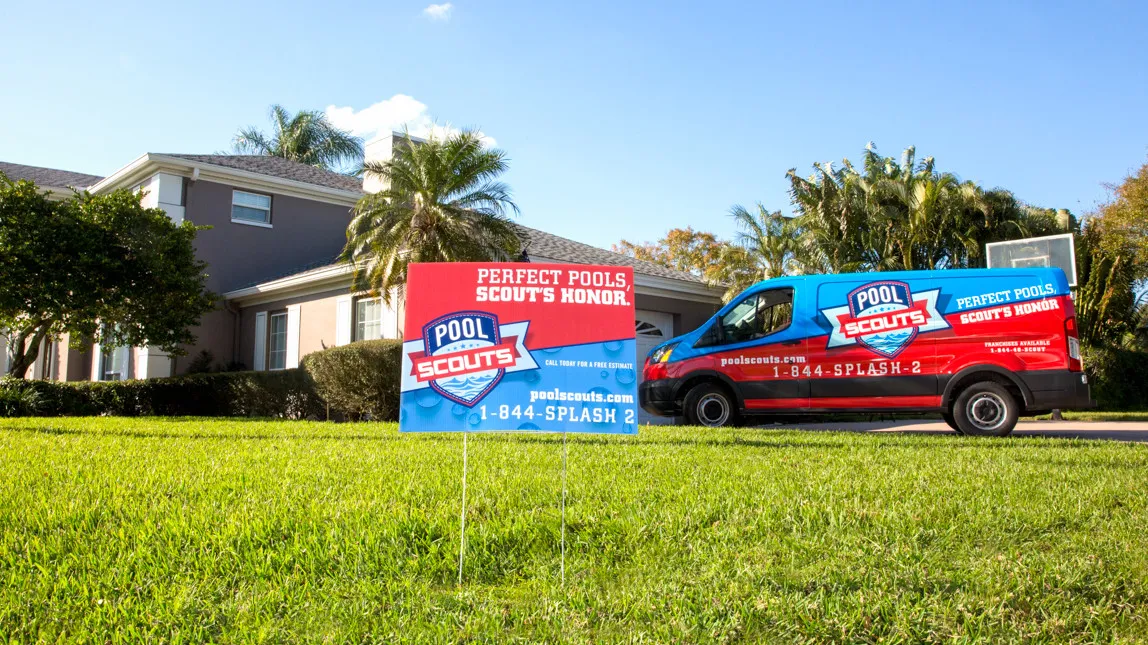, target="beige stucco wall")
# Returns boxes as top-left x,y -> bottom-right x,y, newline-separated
237,288 -> 349,370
